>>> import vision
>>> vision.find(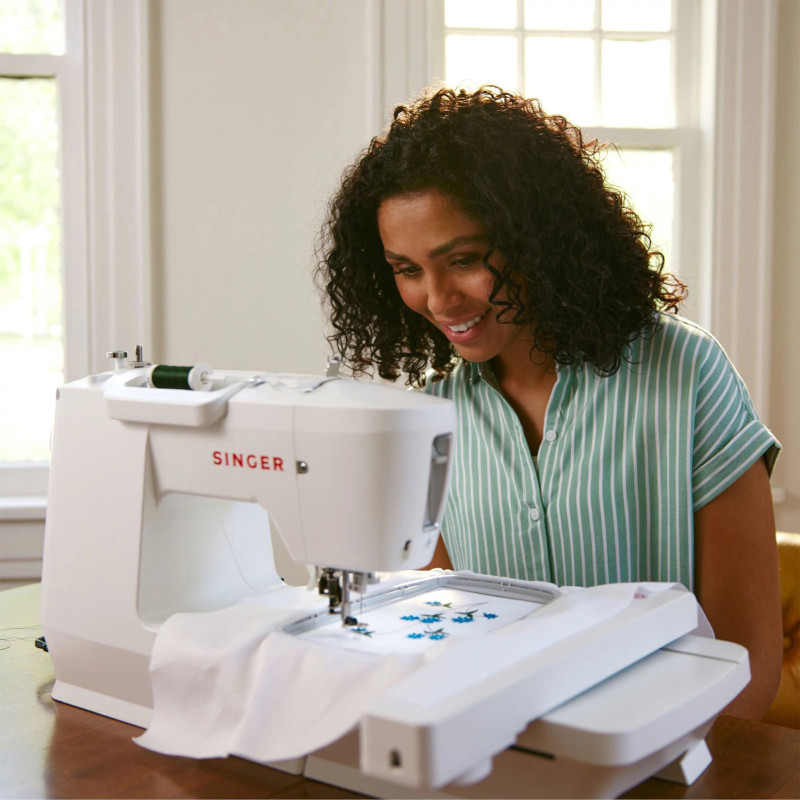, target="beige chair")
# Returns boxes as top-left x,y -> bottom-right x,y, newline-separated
762,531 -> 800,729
